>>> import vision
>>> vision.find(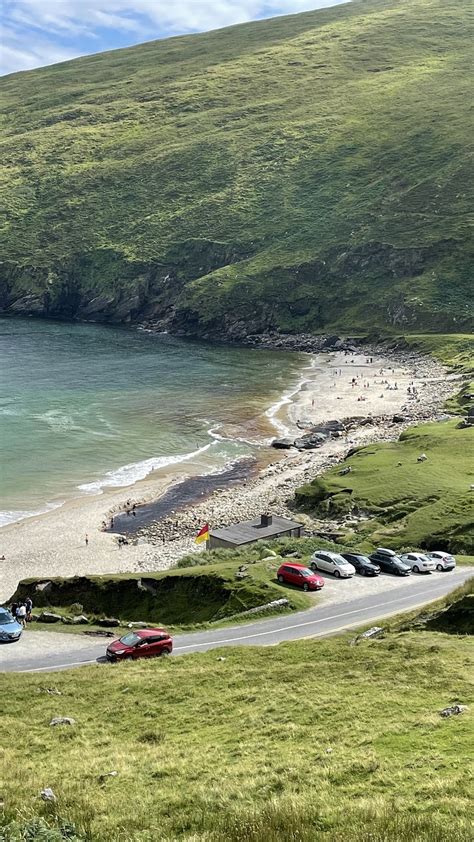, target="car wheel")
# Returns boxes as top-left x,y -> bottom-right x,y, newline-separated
303,583 -> 309,592
278,574 -> 284,583
310,562 -> 317,571
413,565 -> 419,573
436,564 -> 443,572
360,568 -> 366,576
334,570 -> 340,578
161,648 -> 171,657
